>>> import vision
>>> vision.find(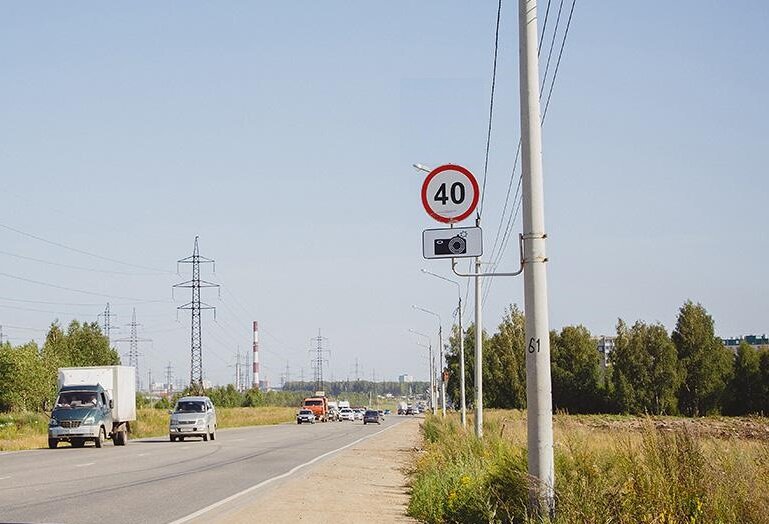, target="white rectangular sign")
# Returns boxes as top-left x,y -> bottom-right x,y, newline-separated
422,227 -> 482,259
